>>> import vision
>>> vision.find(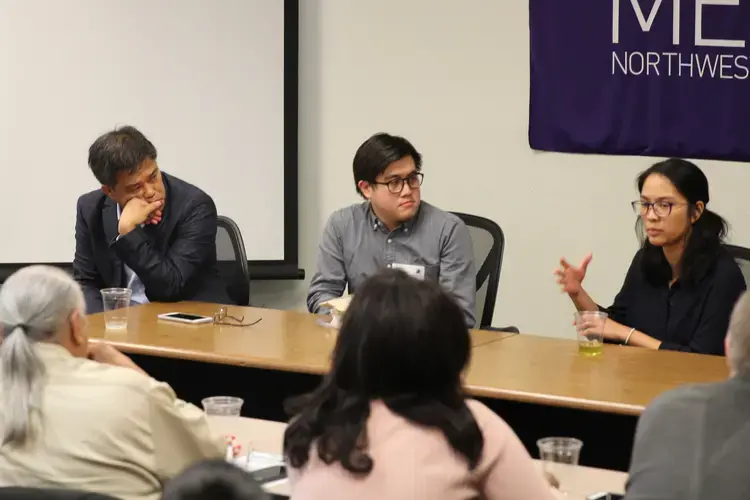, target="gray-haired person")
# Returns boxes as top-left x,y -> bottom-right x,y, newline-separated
0,266 -> 224,500
625,291 -> 750,500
